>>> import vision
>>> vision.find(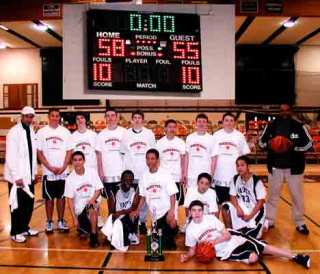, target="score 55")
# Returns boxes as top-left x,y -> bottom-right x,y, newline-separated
172,41 -> 200,60
97,38 -> 125,57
